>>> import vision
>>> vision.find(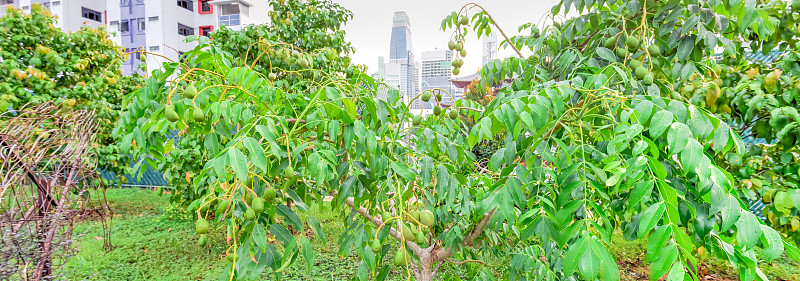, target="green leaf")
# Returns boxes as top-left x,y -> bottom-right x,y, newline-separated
419,156 -> 434,186
300,237 -> 314,275
389,162 -> 416,182
679,139 -> 702,172
276,204 -> 303,231
720,195 -> 741,232
736,212 -> 762,250
677,36 -> 694,61
596,47 -> 617,62
650,243 -> 678,281
774,191 -> 793,213
760,225 -> 784,261
638,202 -> 665,238
269,224 -> 293,246
578,248 -> 601,280
563,237 -> 589,275
667,123 -> 691,155
228,147 -> 249,183
252,224 -> 268,253
243,137 -> 268,173
307,217 -> 326,243
649,110 -> 674,138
